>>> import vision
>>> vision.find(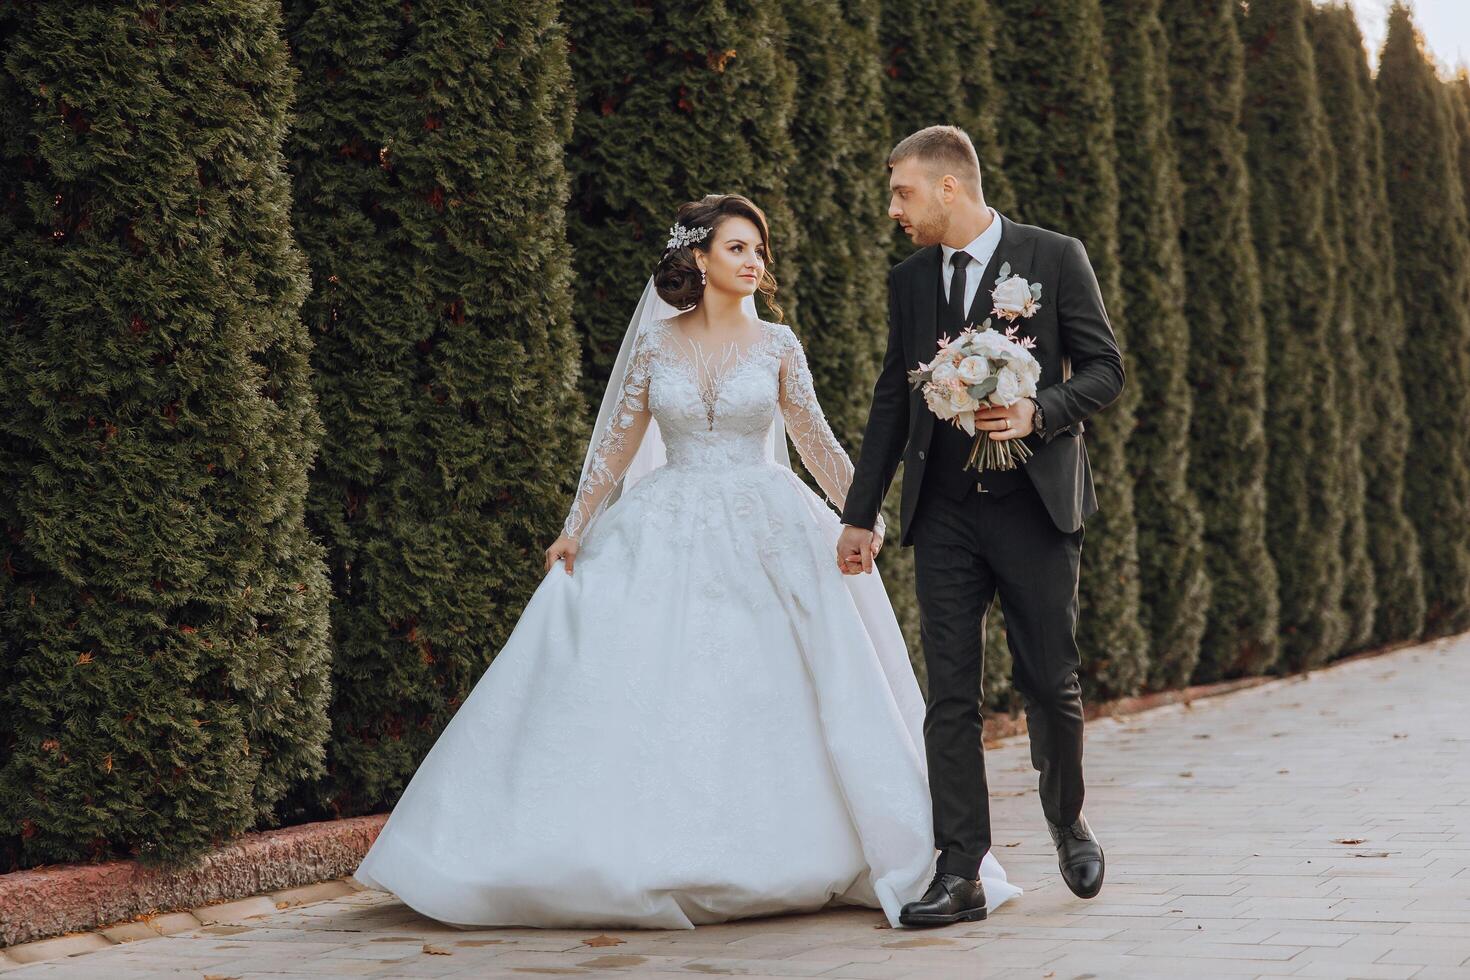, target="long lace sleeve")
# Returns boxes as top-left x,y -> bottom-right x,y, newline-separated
562,332 -> 656,541
776,326 -> 886,540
